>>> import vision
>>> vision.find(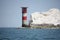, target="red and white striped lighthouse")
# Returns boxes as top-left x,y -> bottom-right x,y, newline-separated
22,7 -> 27,27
